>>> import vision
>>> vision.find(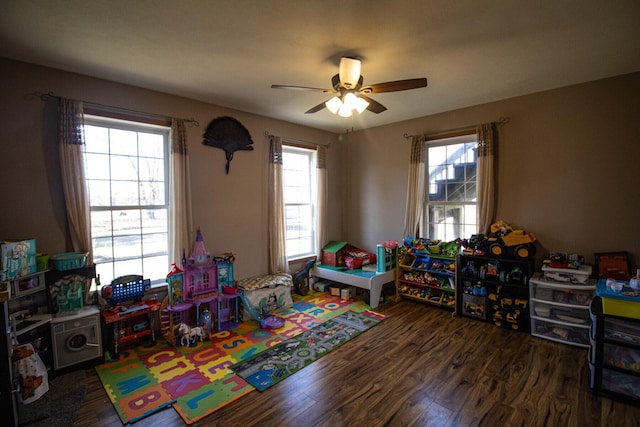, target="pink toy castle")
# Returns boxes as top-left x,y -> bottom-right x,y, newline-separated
182,227 -> 218,301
